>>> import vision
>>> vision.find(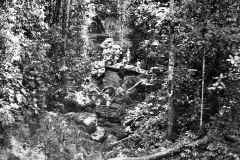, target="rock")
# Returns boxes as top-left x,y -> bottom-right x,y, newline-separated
65,112 -> 97,133
102,70 -> 122,89
96,103 -> 125,123
105,134 -> 118,144
99,121 -> 128,140
62,98 -> 84,113
76,113 -> 97,134
72,113 -> 97,125
106,125 -> 129,140
73,153 -> 85,160
91,126 -> 106,142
